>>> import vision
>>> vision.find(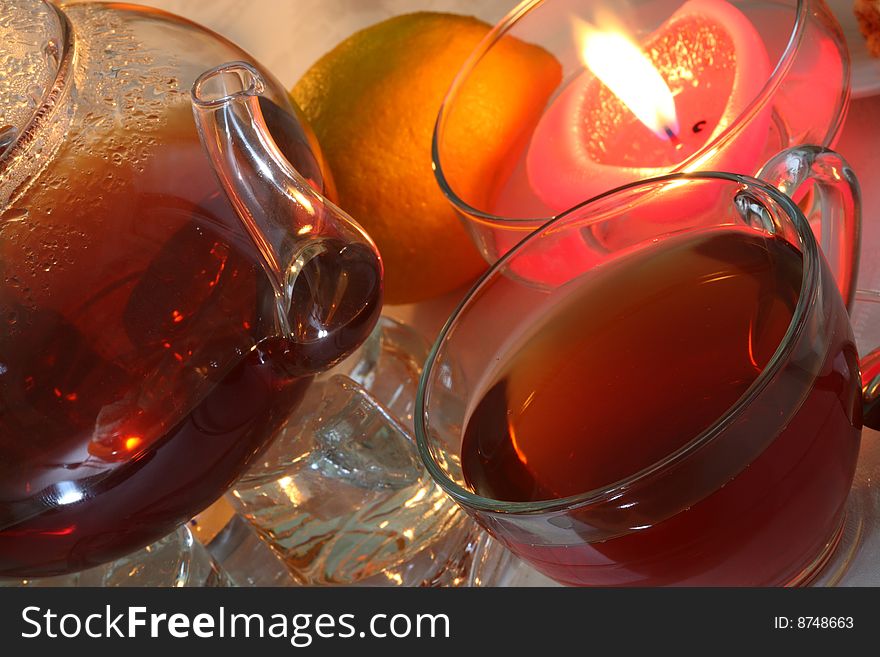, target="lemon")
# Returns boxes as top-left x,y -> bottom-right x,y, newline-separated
292,12 -> 561,304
